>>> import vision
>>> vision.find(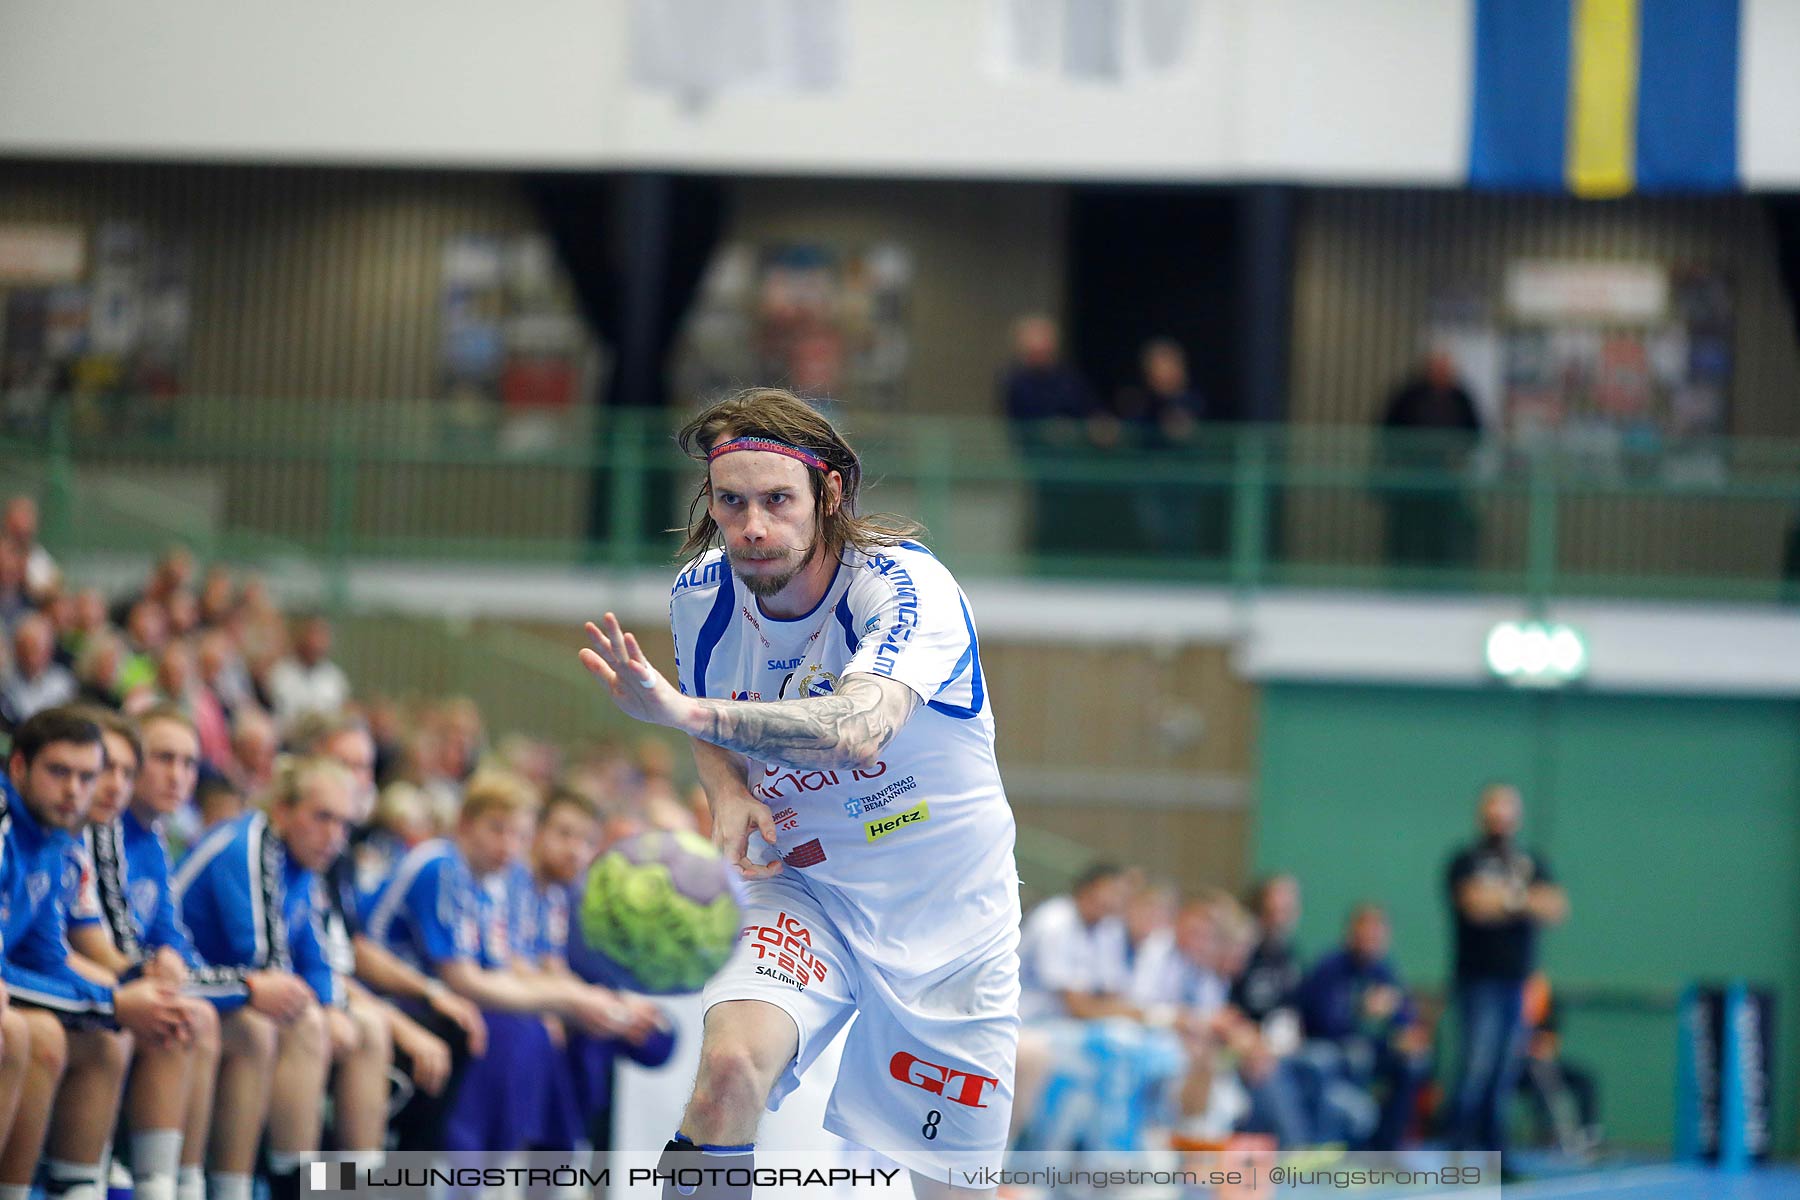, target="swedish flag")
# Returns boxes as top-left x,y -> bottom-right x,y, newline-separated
1470,0 -> 1740,195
